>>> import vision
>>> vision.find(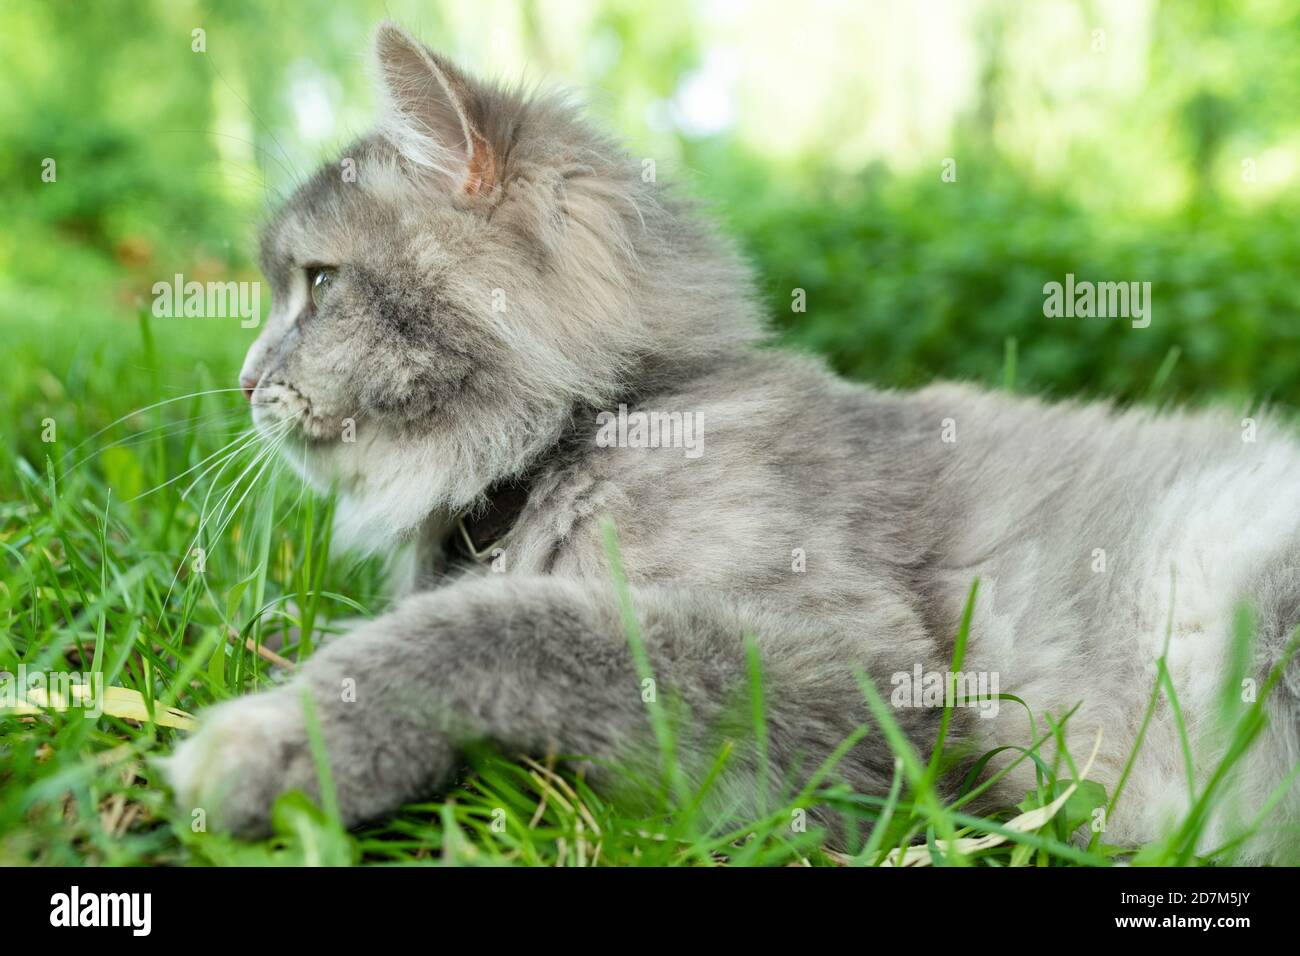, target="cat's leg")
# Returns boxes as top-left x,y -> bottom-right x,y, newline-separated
166,575 -> 942,837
